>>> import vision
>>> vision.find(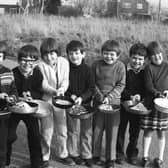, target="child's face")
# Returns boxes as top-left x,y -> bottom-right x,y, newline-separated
102,51 -> 119,64
43,51 -> 58,67
151,52 -> 163,65
19,56 -> 36,74
130,54 -> 145,70
68,49 -> 85,66
0,52 -> 4,62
